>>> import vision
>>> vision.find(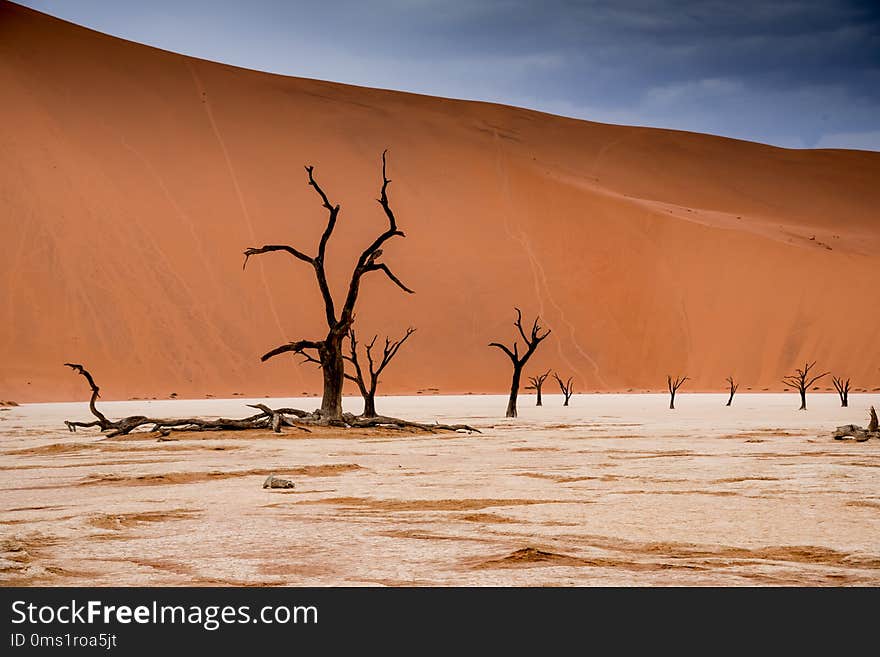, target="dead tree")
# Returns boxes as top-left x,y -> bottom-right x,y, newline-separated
244,151 -> 412,421
553,373 -> 574,406
782,361 -> 828,410
871,406 -> 879,433
489,308 -> 551,418
525,370 -> 551,406
725,376 -> 738,407
831,376 -> 850,408
667,375 -> 688,410
343,327 -> 416,418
